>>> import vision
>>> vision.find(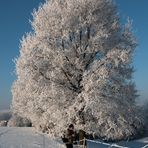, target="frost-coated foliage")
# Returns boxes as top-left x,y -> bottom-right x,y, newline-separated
12,0 -> 144,140
0,121 -> 8,127
8,115 -> 32,127
141,102 -> 148,127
